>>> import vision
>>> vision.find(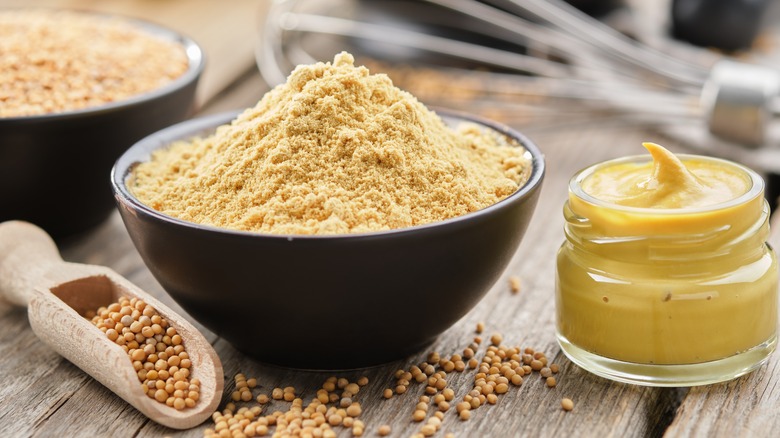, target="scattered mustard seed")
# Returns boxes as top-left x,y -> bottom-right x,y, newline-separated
509,276 -> 522,294
562,398 -> 574,411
